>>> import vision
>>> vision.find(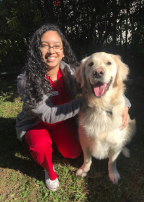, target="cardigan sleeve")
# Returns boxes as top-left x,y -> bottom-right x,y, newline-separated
17,72 -> 87,124
30,95 -> 87,124
123,95 -> 131,108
